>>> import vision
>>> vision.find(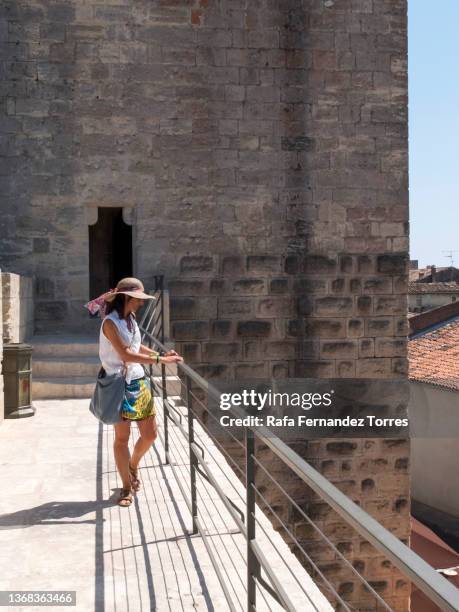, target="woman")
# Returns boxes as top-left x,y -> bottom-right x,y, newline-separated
88,277 -> 183,507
